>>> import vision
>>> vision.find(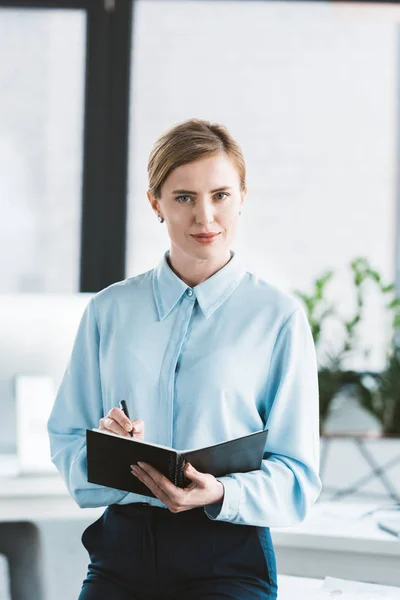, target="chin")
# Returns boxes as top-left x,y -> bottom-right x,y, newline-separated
173,236 -> 229,262
190,245 -> 228,262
